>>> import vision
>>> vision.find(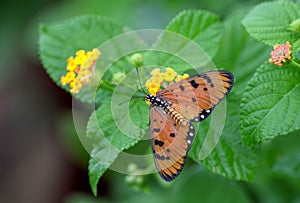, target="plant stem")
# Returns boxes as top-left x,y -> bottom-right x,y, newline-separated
291,60 -> 300,69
